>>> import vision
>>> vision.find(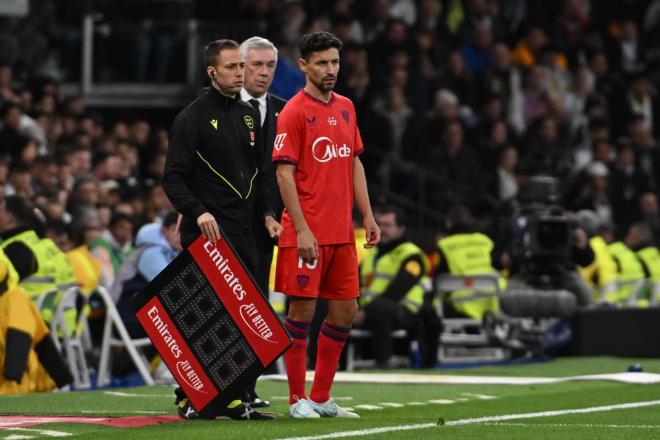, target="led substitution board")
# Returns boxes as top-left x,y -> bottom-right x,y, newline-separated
133,234 -> 291,413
